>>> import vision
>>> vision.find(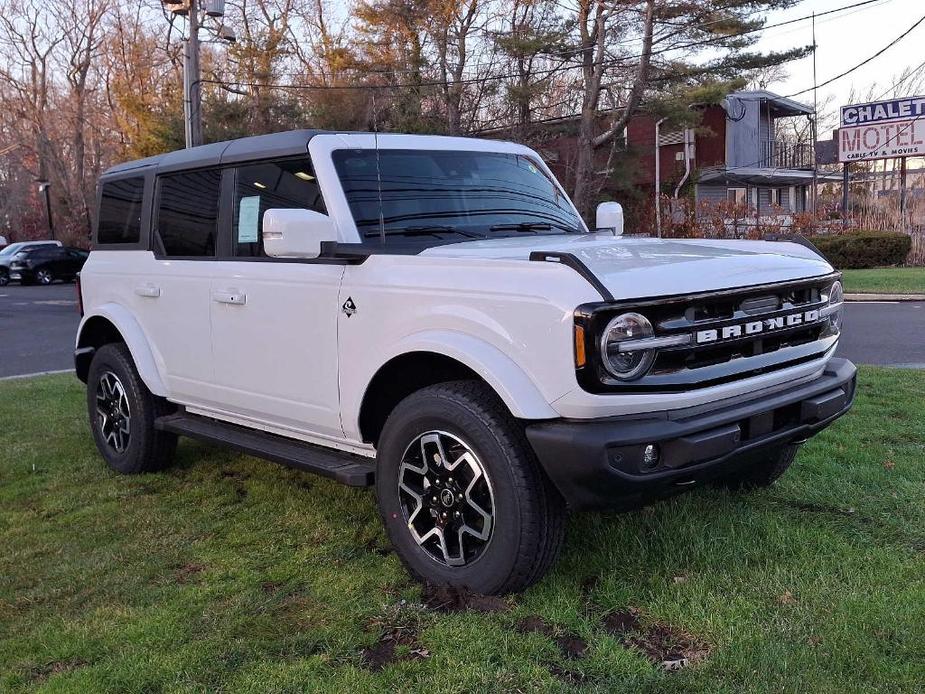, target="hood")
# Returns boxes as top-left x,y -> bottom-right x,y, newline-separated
420,233 -> 834,299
